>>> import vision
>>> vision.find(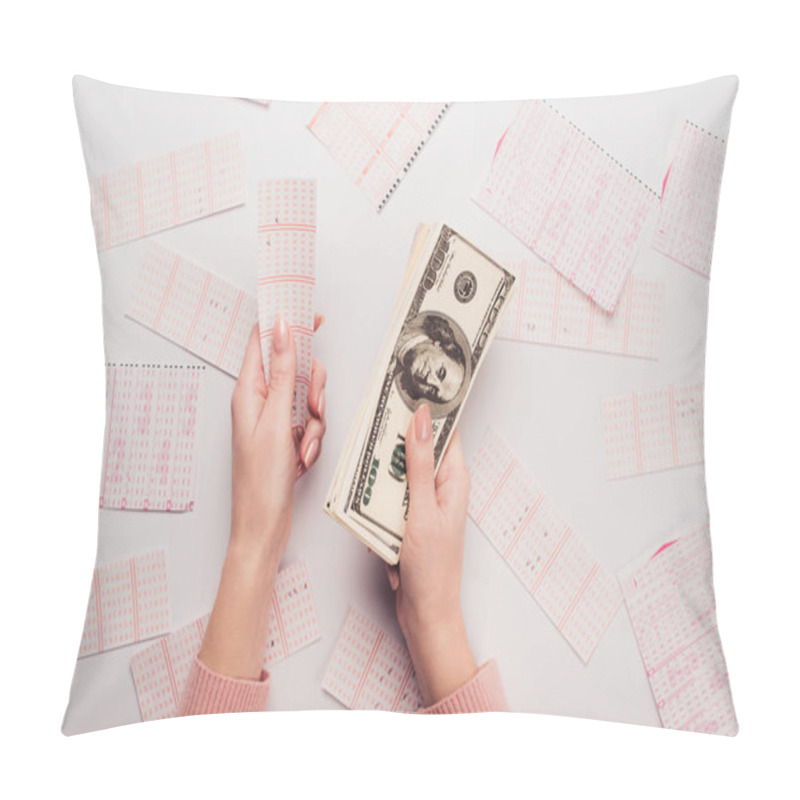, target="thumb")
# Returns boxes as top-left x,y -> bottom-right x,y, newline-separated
405,404 -> 438,521
263,314 -> 297,424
